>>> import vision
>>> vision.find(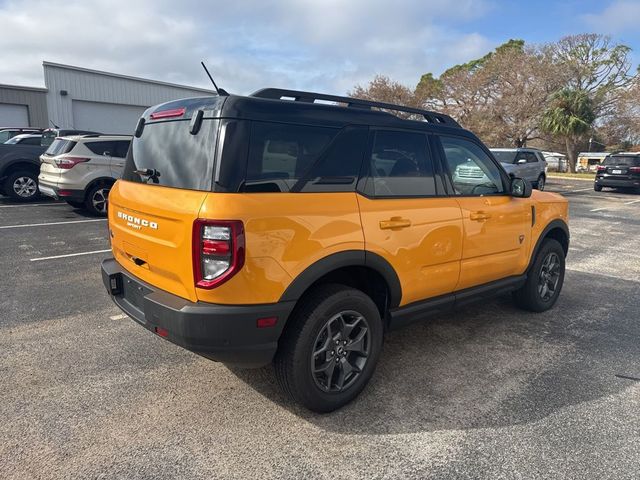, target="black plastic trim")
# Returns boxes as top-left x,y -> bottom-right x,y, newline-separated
388,274 -> 526,331
102,258 -> 296,368
528,219 -> 570,270
279,250 -> 402,308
